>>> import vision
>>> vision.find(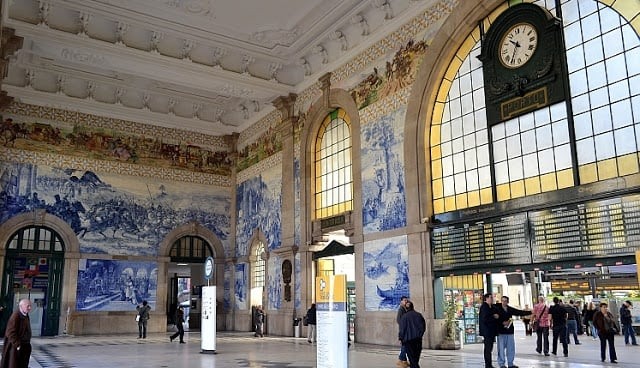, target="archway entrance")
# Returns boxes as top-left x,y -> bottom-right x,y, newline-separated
1,226 -> 65,336
167,235 -> 214,331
